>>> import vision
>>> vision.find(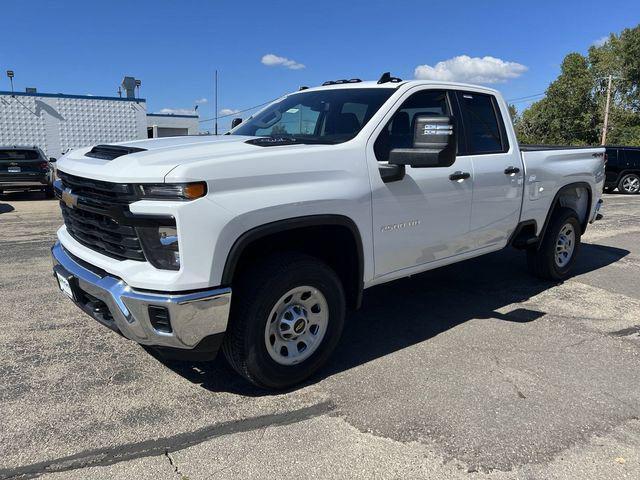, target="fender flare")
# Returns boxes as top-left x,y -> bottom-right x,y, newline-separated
535,181 -> 593,249
221,214 -> 365,308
